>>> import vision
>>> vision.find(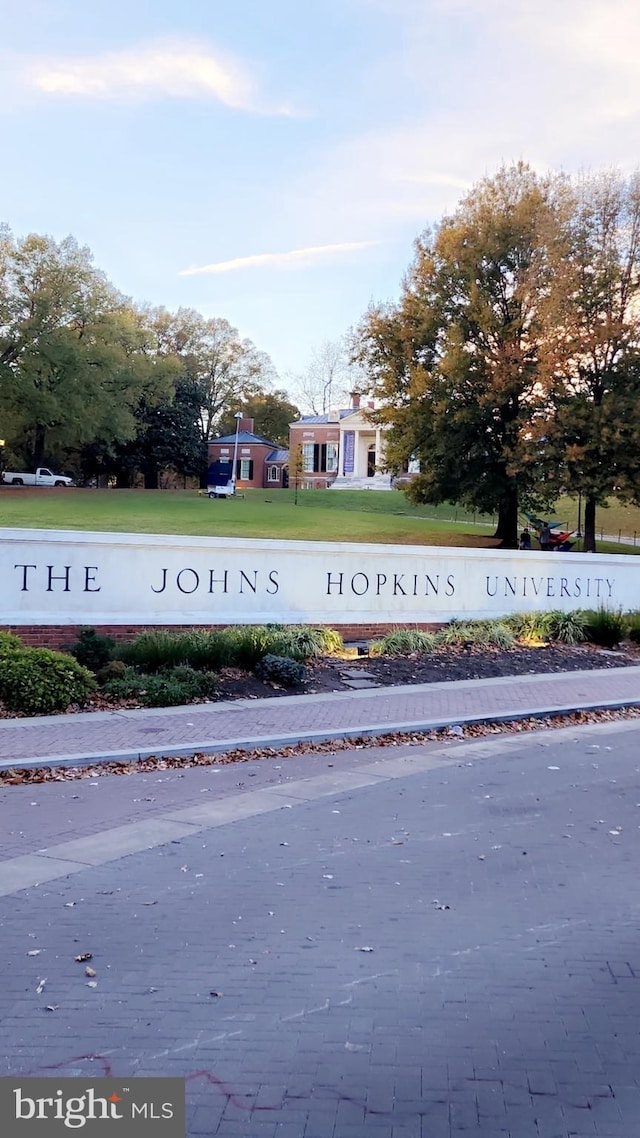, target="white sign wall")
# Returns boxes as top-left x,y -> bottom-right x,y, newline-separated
1,528 -> 637,626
